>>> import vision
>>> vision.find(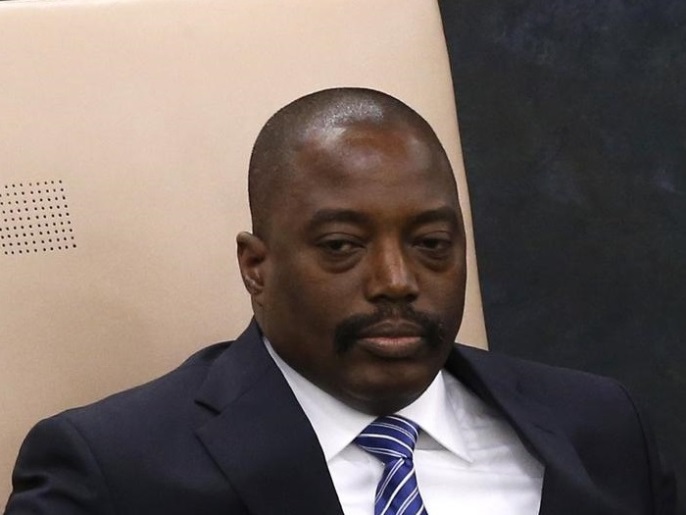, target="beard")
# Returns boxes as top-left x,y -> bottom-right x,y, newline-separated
333,303 -> 446,355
